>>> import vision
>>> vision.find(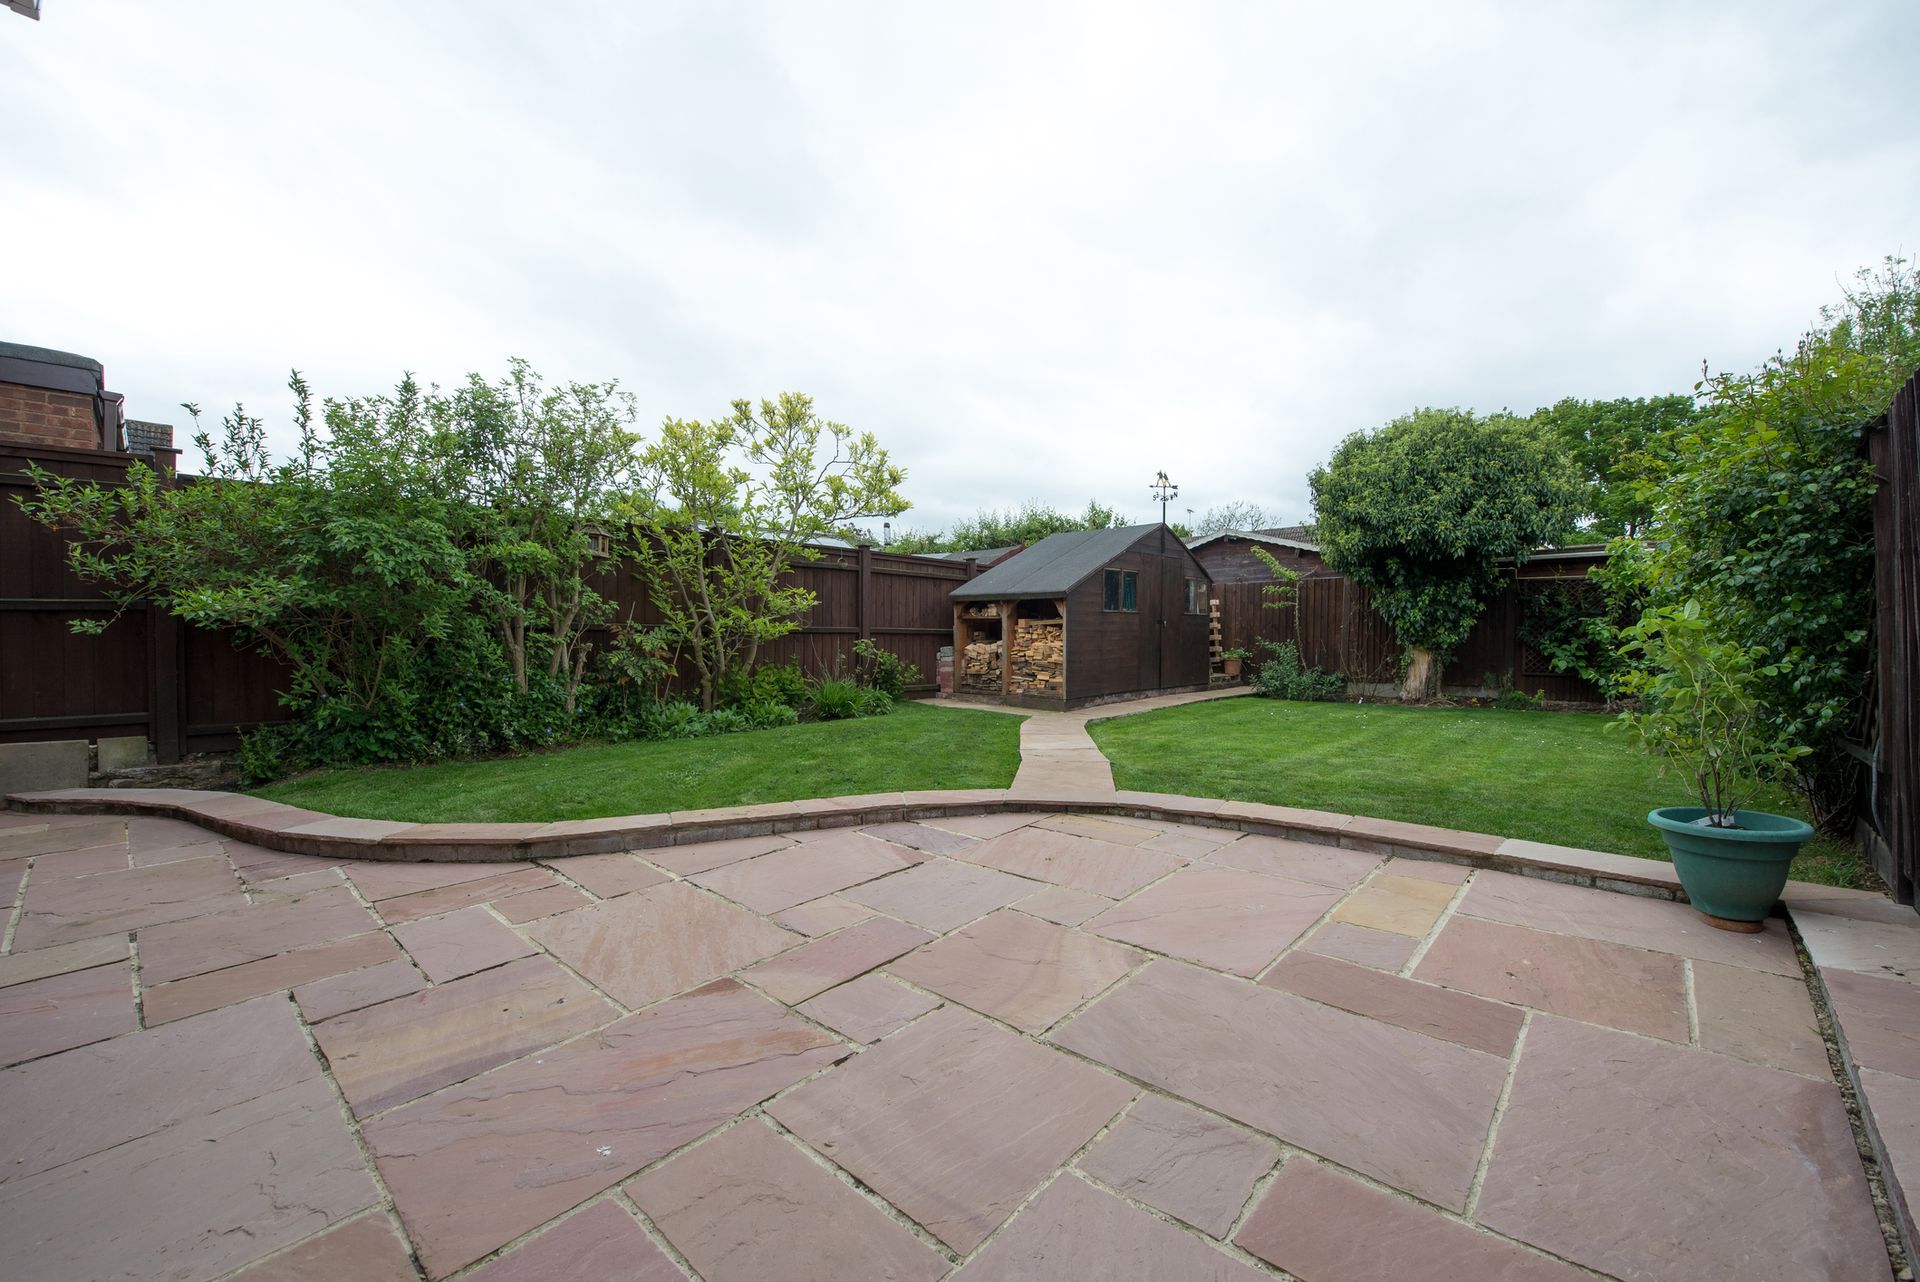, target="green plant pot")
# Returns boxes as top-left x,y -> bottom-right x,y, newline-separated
1647,806 -> 1814,931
